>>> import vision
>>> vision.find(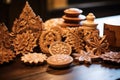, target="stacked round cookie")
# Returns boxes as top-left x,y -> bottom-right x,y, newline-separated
62,8 -> 85,27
